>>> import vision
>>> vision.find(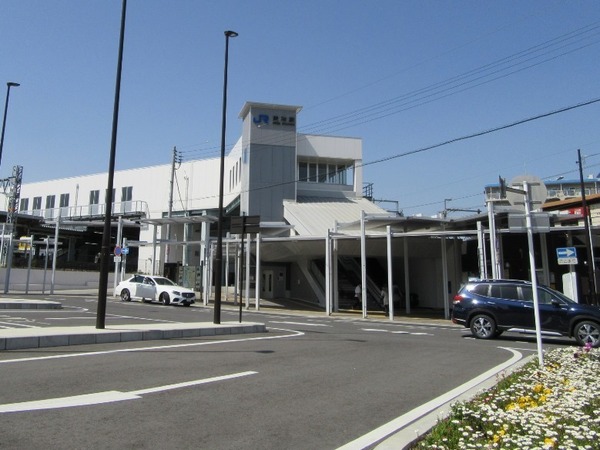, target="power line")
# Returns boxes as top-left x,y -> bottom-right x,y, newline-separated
183,96 -> 600,209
